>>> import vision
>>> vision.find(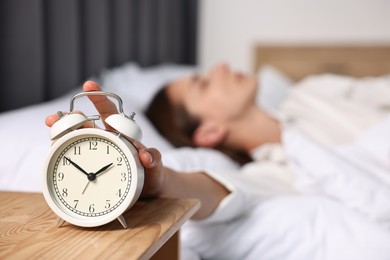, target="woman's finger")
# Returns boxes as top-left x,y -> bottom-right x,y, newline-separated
45,111 -> 95,128
83,81 -> 118,130
138,148 -> 162,169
